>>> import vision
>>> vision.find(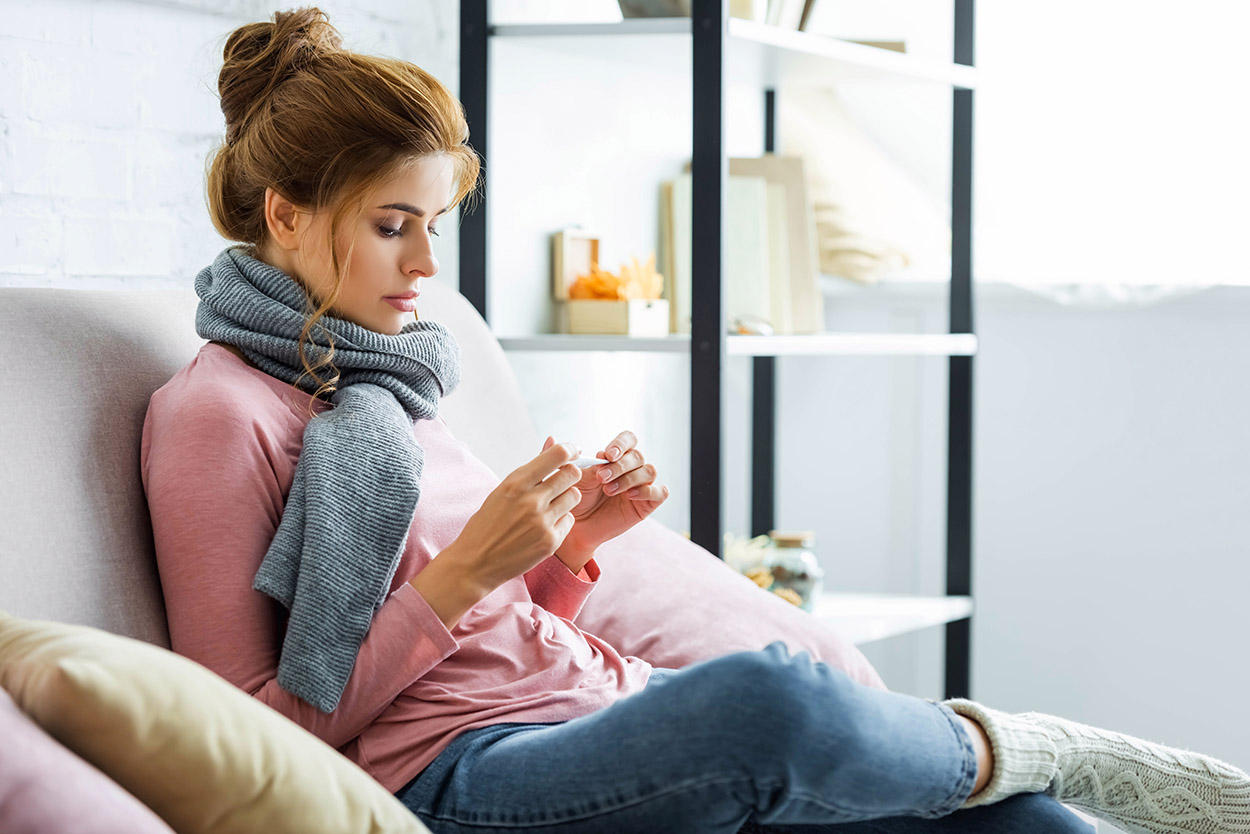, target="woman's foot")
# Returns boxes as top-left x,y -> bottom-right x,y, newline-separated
944,699 -> 1250,834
